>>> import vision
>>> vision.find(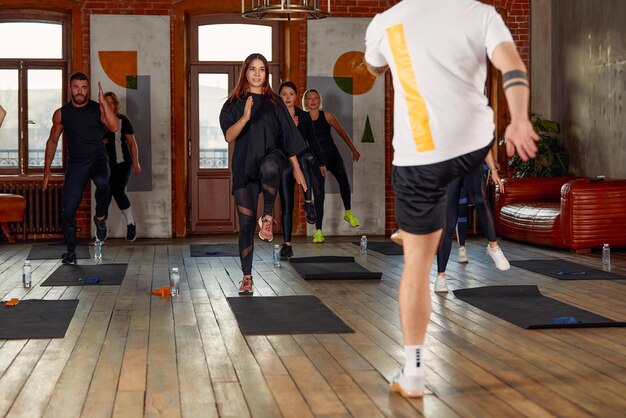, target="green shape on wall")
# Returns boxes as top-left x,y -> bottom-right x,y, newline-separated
333,76 -> 353,95
361,115 -> 375,143
126,75 -> 138,90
